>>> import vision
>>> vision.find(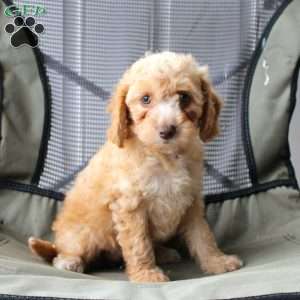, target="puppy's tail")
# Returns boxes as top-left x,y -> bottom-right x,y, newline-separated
28,237 -> 57,263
